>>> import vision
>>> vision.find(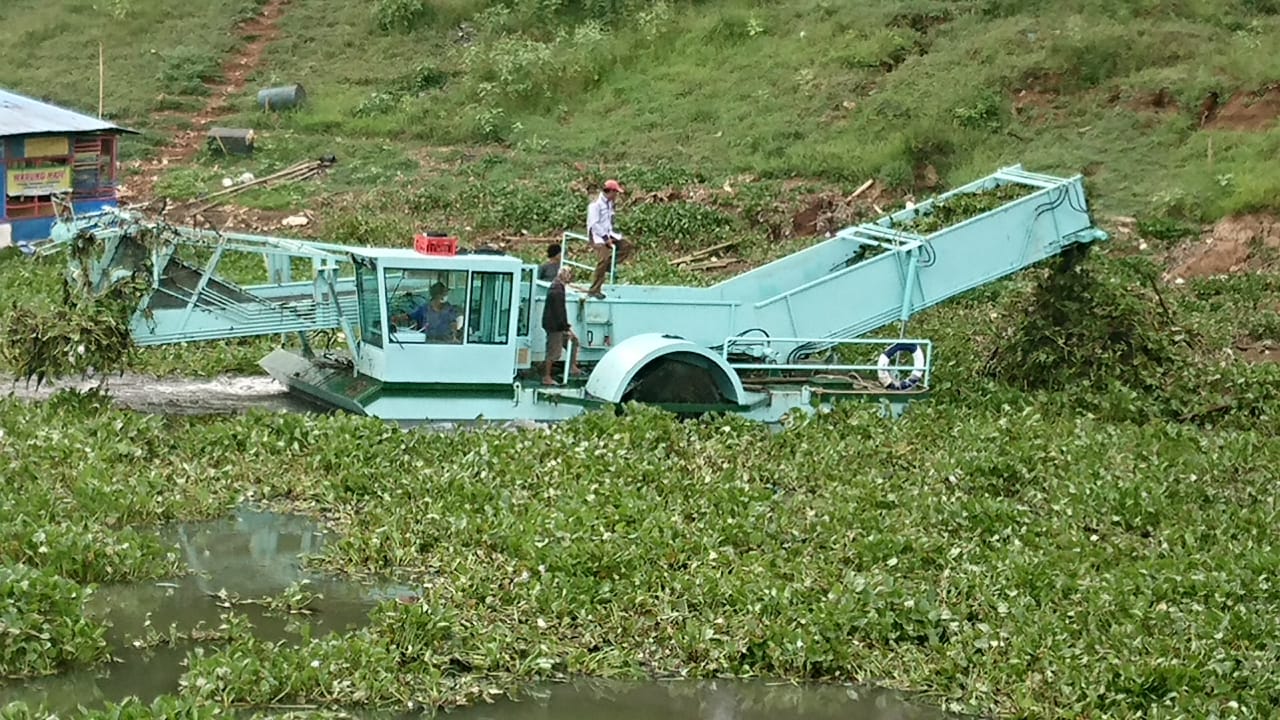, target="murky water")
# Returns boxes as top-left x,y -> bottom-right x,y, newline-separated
0,372 -> 322,415
0,507 -> 410,715
0,508 -> 958,719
